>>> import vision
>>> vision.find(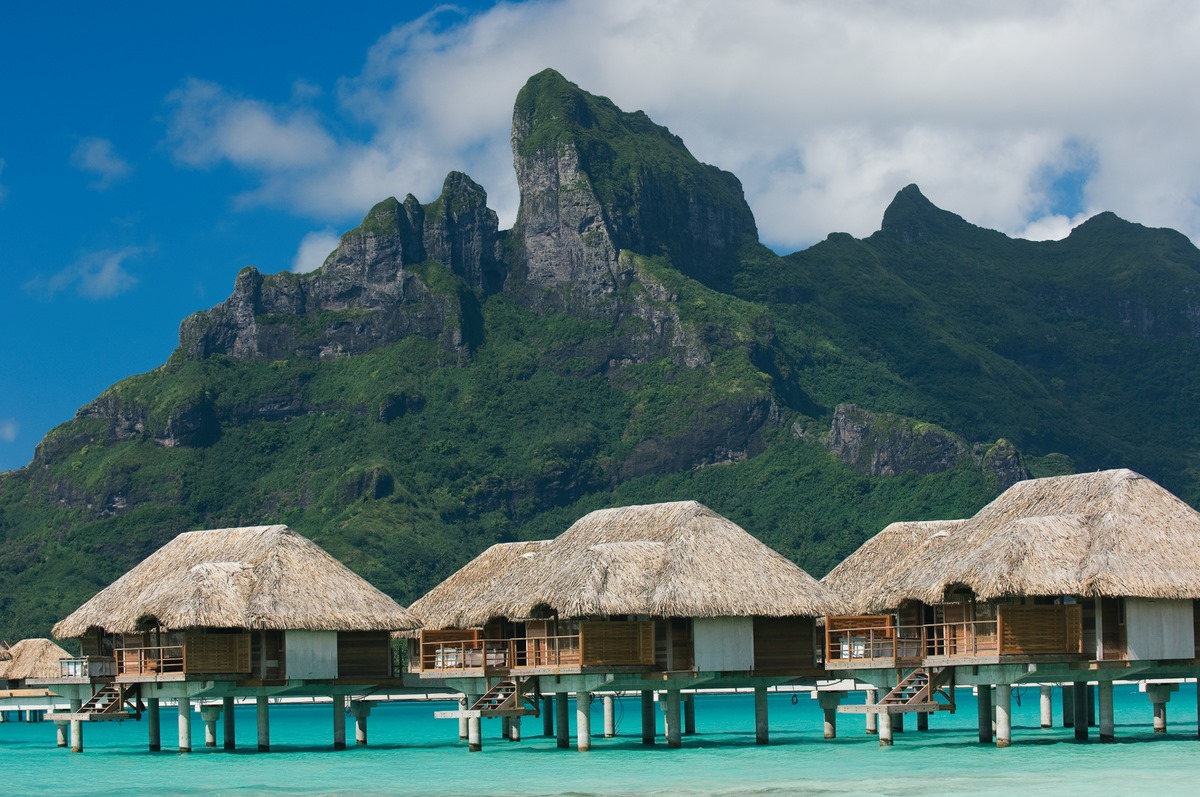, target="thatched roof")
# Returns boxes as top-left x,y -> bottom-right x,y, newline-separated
831,469 -> 1200,609
54,525 -> 417,638
407,540 -> 550,629
0,638 -> 72,681
421,501 -> 842,628
821,519 -> 966,613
